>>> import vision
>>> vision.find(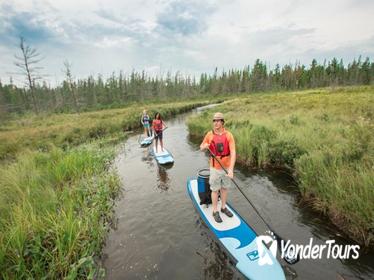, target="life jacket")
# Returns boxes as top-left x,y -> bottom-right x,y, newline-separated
209,130 -> 230,167
142,114 -> 150,125
153,119 -> 162,131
